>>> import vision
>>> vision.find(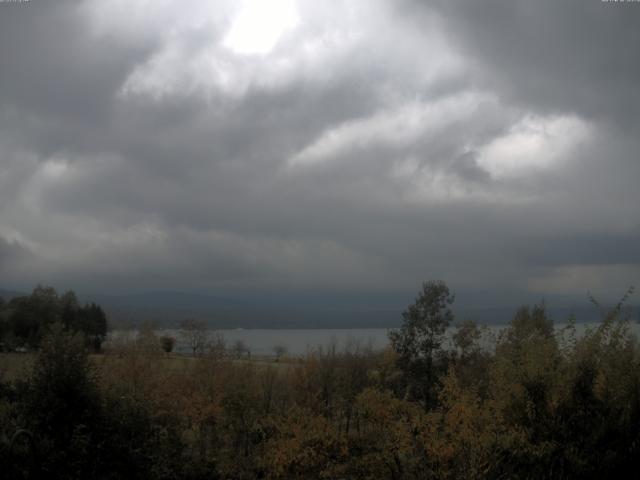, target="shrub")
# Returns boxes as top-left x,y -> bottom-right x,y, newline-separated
160,335 -> 176,354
